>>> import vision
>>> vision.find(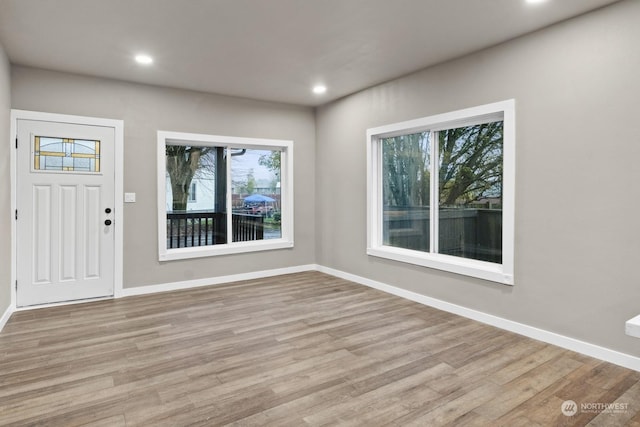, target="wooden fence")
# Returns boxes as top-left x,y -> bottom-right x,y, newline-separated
383,207 -> 502,263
